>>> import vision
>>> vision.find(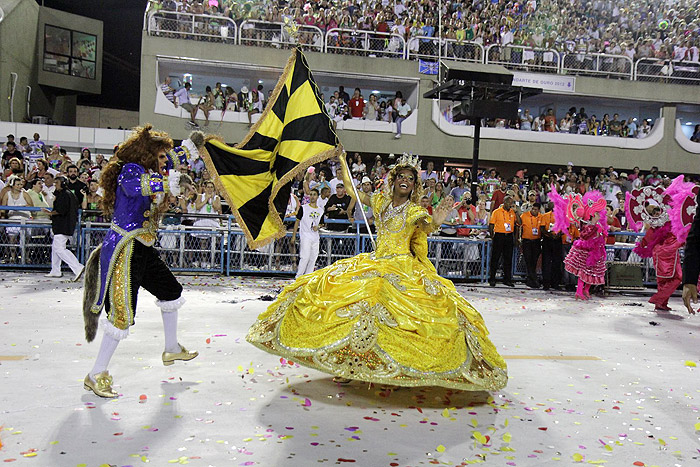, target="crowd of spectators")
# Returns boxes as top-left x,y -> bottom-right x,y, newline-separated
162,77 -> 414,136
466,107 -> 655,137
147,0 -> 700,65
286,152 -> 700,243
